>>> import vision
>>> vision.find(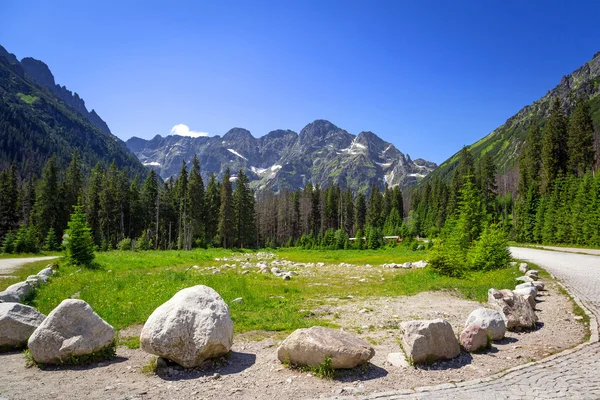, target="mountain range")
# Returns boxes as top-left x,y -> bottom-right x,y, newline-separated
126,121 -> 437,192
